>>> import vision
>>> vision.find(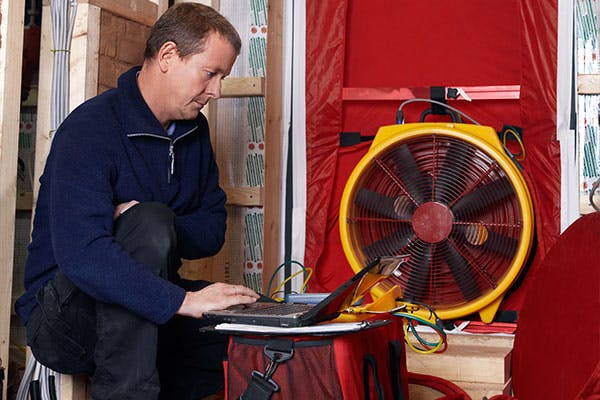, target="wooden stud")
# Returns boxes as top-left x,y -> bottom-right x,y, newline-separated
578,74 -> 600,95
223,186 -> 263,207
221,77 -> 265,97
263,0 -> 285,295
0,1 -> 25,397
